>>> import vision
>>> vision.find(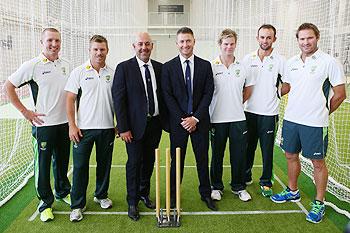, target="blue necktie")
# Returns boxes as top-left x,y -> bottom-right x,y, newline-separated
144,64 -> 155,116
185,60 -> 193,114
